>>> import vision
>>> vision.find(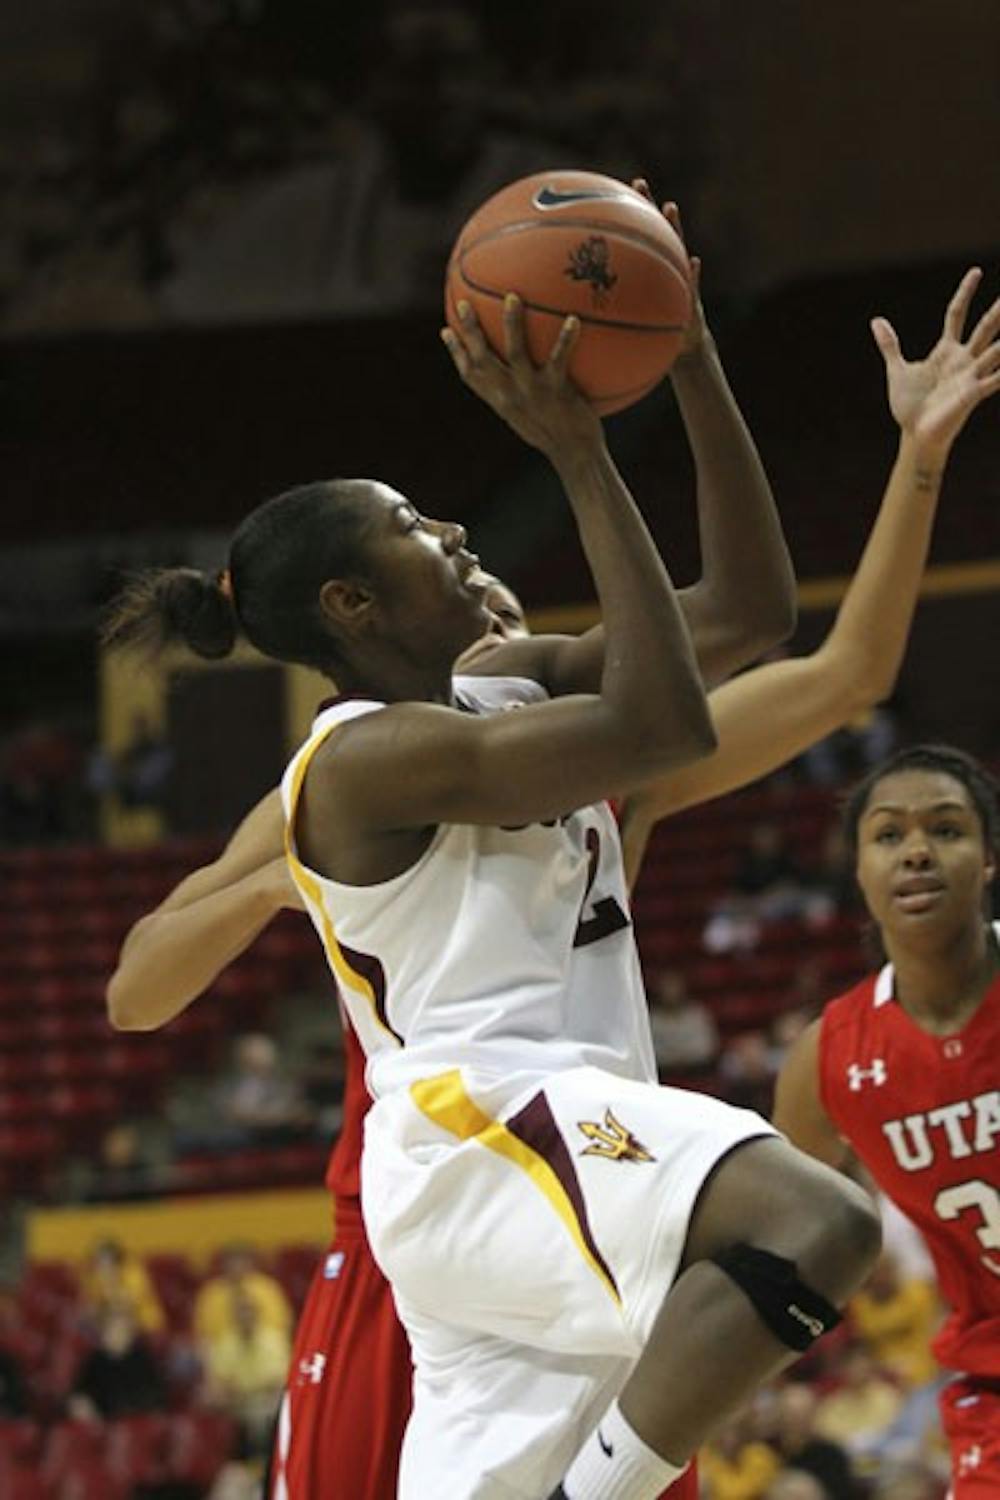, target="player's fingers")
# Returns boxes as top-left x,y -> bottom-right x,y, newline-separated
967,294 -> 1000,356
943,267 -> 982,341
688,255 -> 702,298
441,327 -> 470,380
631,177 -> 654,202
974,340 -> 1000,378
455,299 -> 491,364
502,293 -> 528,367
662,201 -> 684,239
870,316 -> 902,367
548,314 -> 580,376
